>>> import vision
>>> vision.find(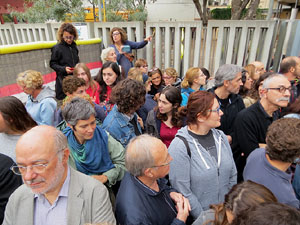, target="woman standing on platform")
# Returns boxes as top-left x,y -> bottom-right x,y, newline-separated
50,23 -> 79,100
109,27 -> 152,76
